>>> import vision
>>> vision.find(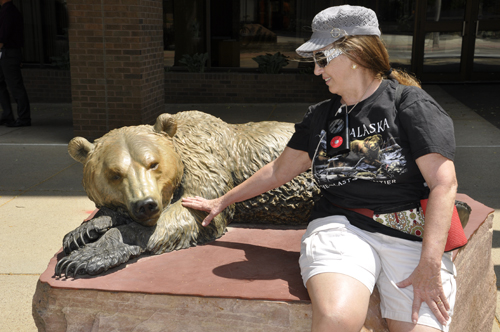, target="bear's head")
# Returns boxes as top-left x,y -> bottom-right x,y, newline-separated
68,114 -> 184,227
